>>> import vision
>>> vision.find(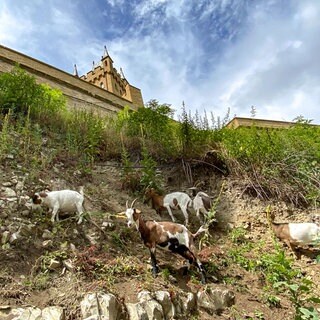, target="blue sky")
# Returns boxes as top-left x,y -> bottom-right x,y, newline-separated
1,0 -> 320,123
